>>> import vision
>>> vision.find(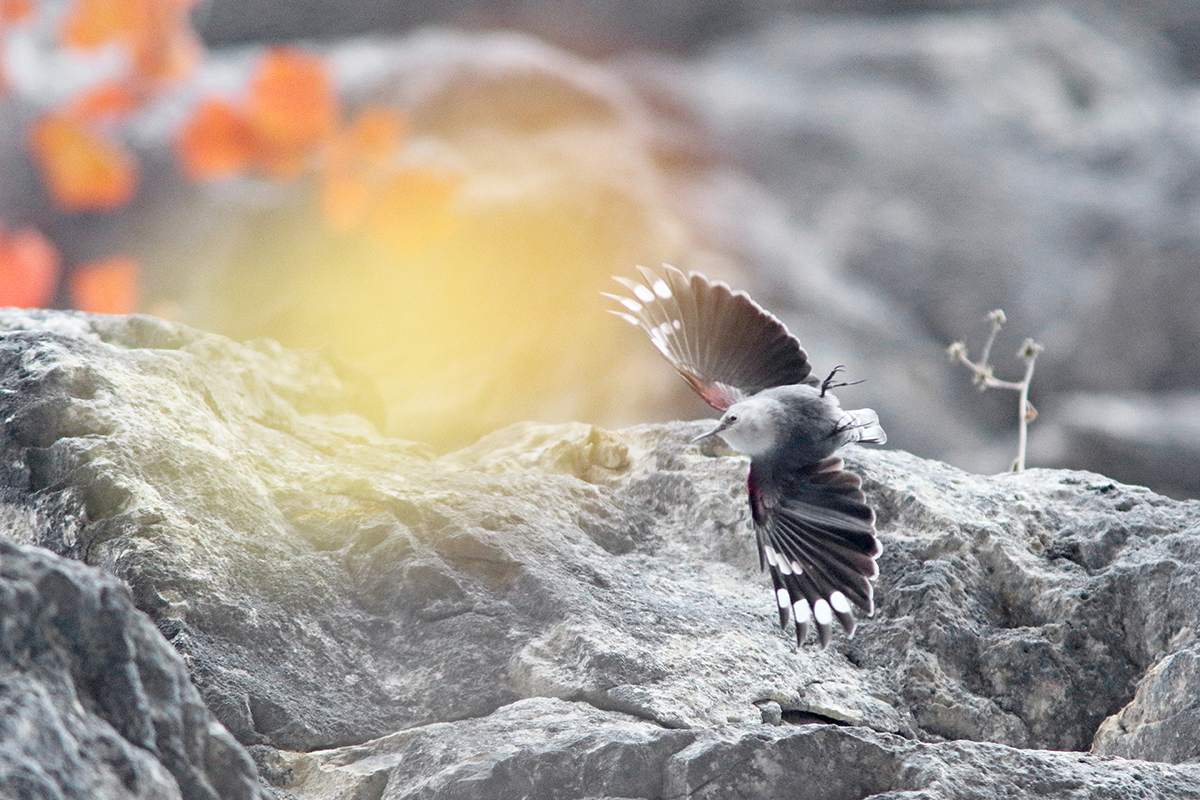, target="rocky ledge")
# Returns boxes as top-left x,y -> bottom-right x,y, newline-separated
2,309 -> 1200,799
